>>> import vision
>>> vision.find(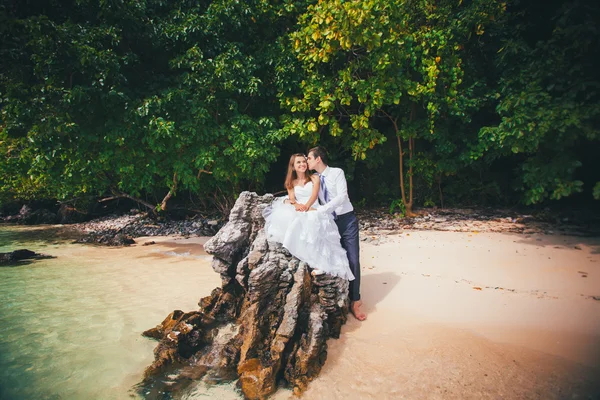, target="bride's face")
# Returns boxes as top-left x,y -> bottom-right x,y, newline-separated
294,156 -> 308,173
